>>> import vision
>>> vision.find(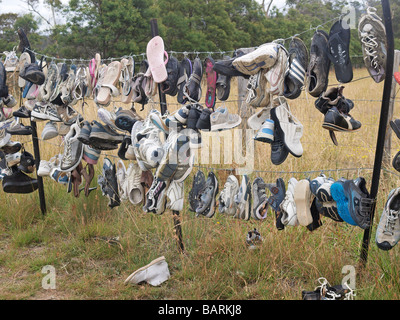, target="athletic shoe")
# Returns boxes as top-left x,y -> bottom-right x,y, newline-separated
358,7 -> 387,83
246,228 -> 263,249
294,179 -> 315,226
18,150 -> 35,173
2,169 -> 38,194
280,177 -> 299,226
5,152 -> 21,167
272,97 -> 303,157
251,177 -> 268,220
264,45 -> 289,96
41,121 -> 59,140
161,56 -> 180,96
174,105 -> 190,125
196,171 -> 219,218
189,170 -> 207,213
37,155 -> 61,177
89,120 -> 124,146
284,37 -> 309,99
13,105 -> 31,118
144,178 -> 169,215
124,256 -> 170,287
5,122 -> 33,136
246,69 -> 270,108
125,162 -> 144,205
59,123 -> 84,172
306,198 -> 323,232
233,43 -> 278,75
177,57 -> 193,104
196,108 -> 212,131
114,107 -> 141,132
376,187 -> 400,250
98,157 -> 120,208
234,175 -> 251,220
266,178 -> 286,230
77,120 -> 92,145
0,140 -> 22,154
83,145 -> 101,165
306,30 -> 331,97
31,103 -> 62,122
315,198 -> 343,222
166,180 -> 184,211
322,106 -> 361,132
56,104 -> 82,125
183,57 -> 203,103
254,119 -> 275,143
210,107 -> 242,131
270,108 -> 290,165
302,278 -> 355,300
219,175 -> 240,216
116,160 -> 128,201
2,94 -> 17,108
248,106 -> 272,131
186,104 -> 202,130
